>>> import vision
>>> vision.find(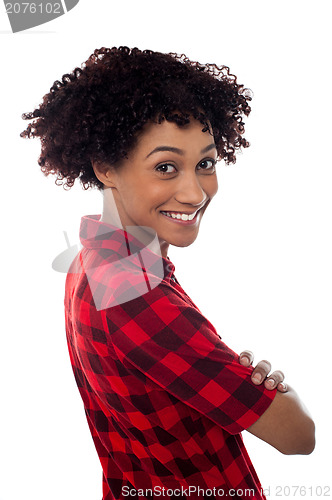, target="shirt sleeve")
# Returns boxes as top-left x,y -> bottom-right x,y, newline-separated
104,280 -> 277,435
